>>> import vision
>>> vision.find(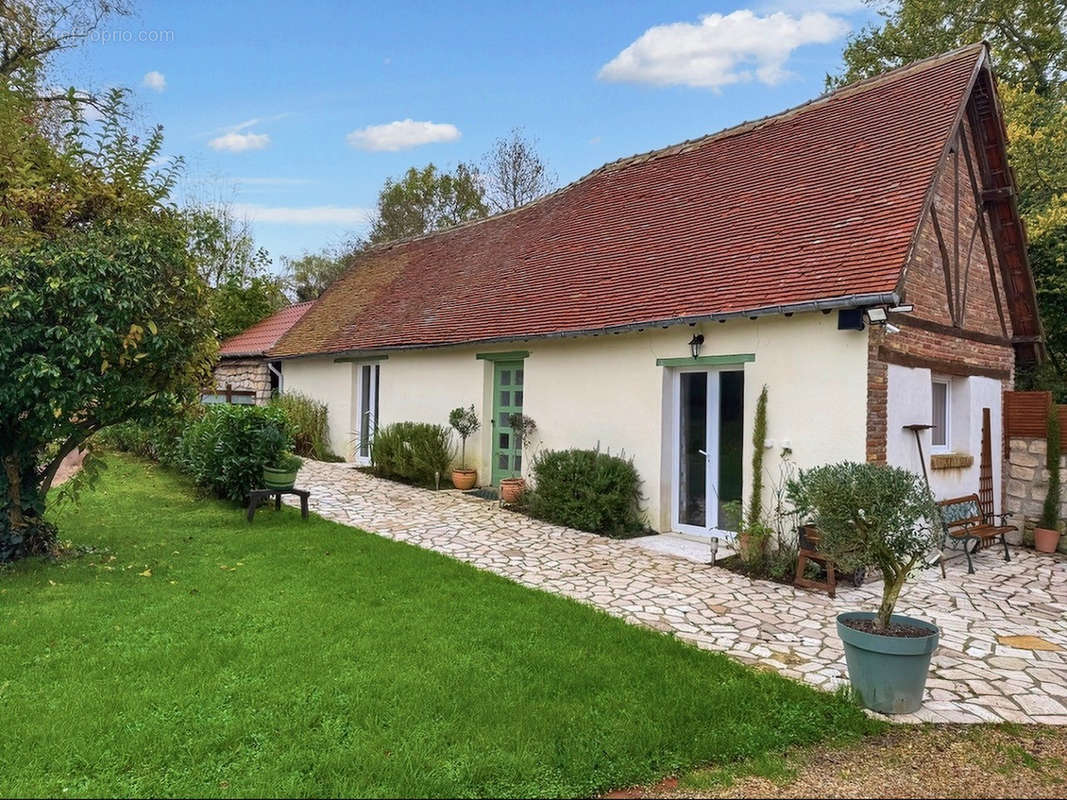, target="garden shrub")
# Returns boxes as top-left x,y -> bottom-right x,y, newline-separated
179,404 -> 291,501
96,404 -> 204,467
527,447 -> 644,537
271,391 -> 340,461
371,422 -> 454,486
